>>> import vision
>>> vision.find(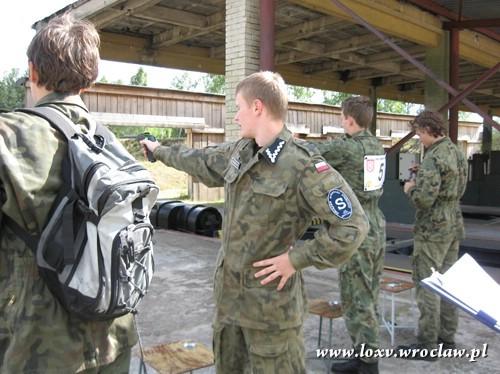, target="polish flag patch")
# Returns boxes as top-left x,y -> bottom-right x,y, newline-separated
315,161 -> 329,173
